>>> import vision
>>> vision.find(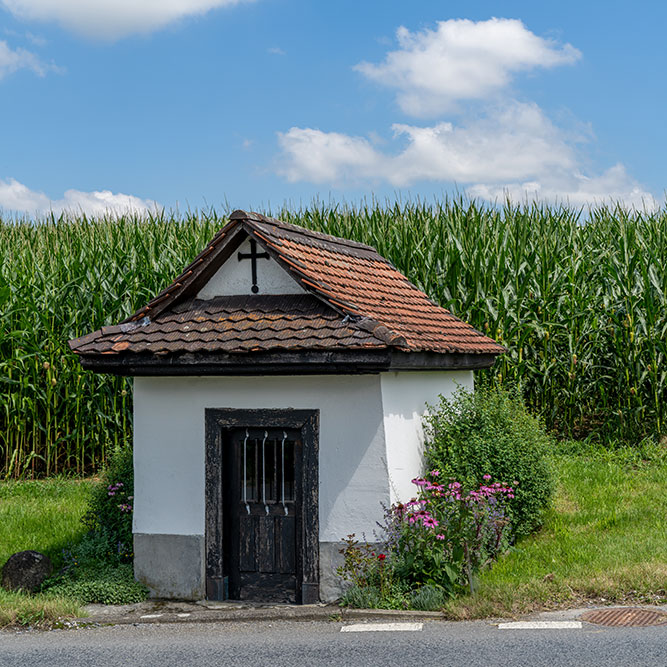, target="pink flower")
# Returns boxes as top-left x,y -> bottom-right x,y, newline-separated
436,534 -> 446,540
483,474 -> 491,480
431,470 -> 440,477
